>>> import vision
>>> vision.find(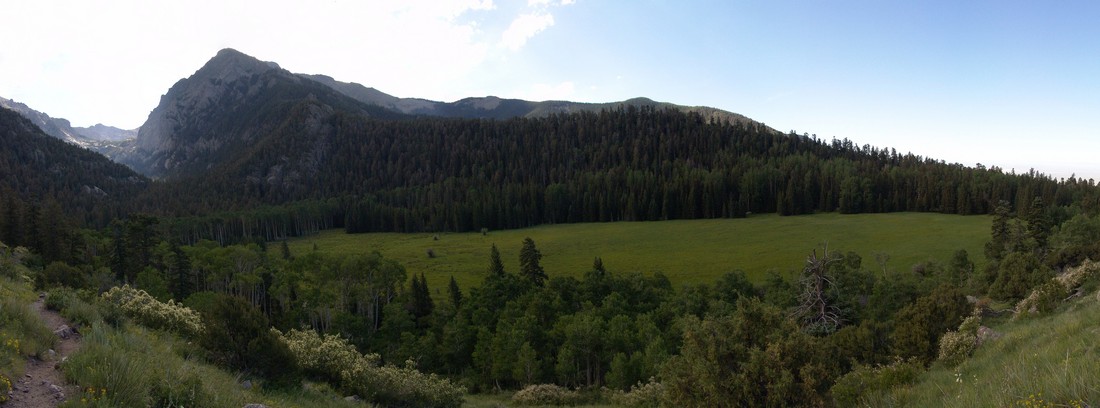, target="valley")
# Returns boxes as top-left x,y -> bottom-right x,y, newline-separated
289,212 -> 990,292
0,45 -> 1098,408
